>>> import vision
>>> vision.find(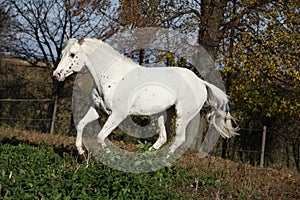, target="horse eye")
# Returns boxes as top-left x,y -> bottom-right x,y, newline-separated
70,53 -> 75,58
